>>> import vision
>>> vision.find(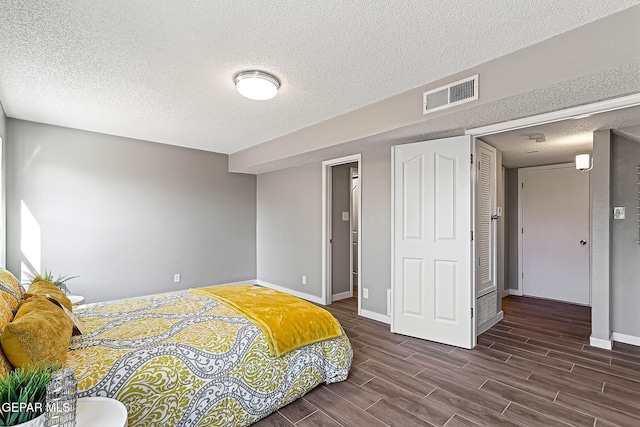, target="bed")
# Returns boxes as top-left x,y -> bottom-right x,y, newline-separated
0,275 -> 352,427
